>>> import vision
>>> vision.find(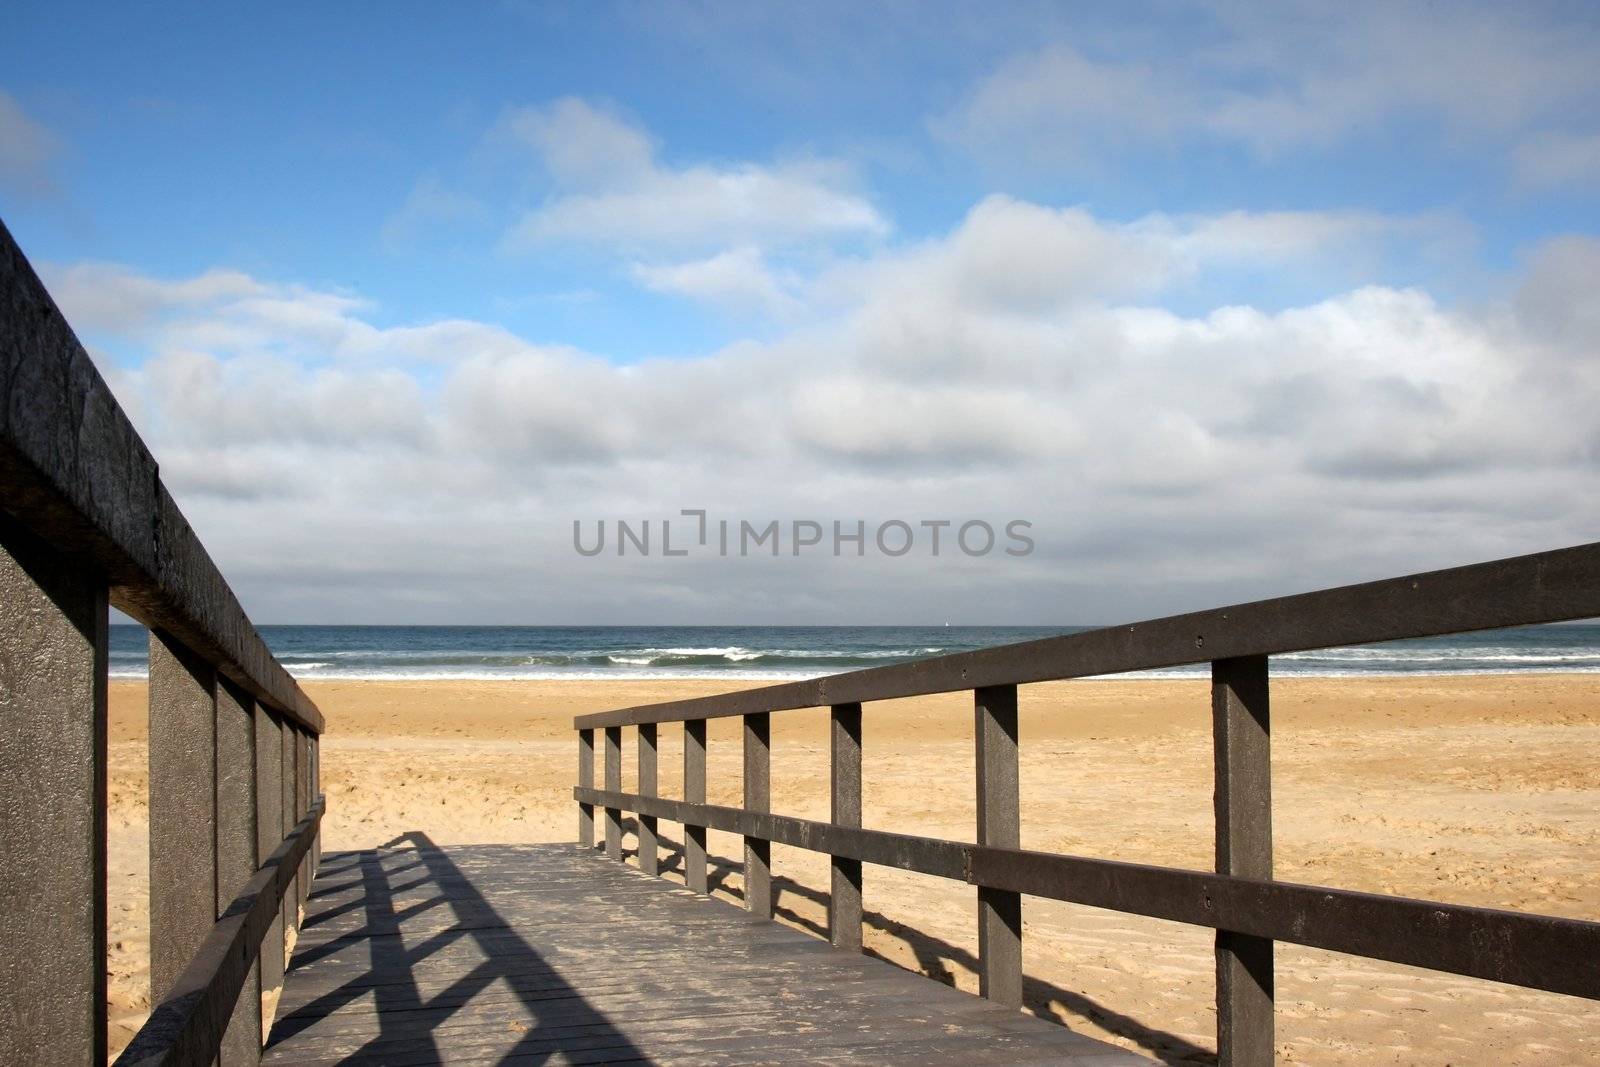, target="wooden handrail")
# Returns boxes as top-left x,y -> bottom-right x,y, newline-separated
573,542 -> 1600,1066
574,540 -> 1600,729
1,222 -> 326,1067
115,800 -> 325,1067
573,787 -> 1600,1000
0,219 -> 321,734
